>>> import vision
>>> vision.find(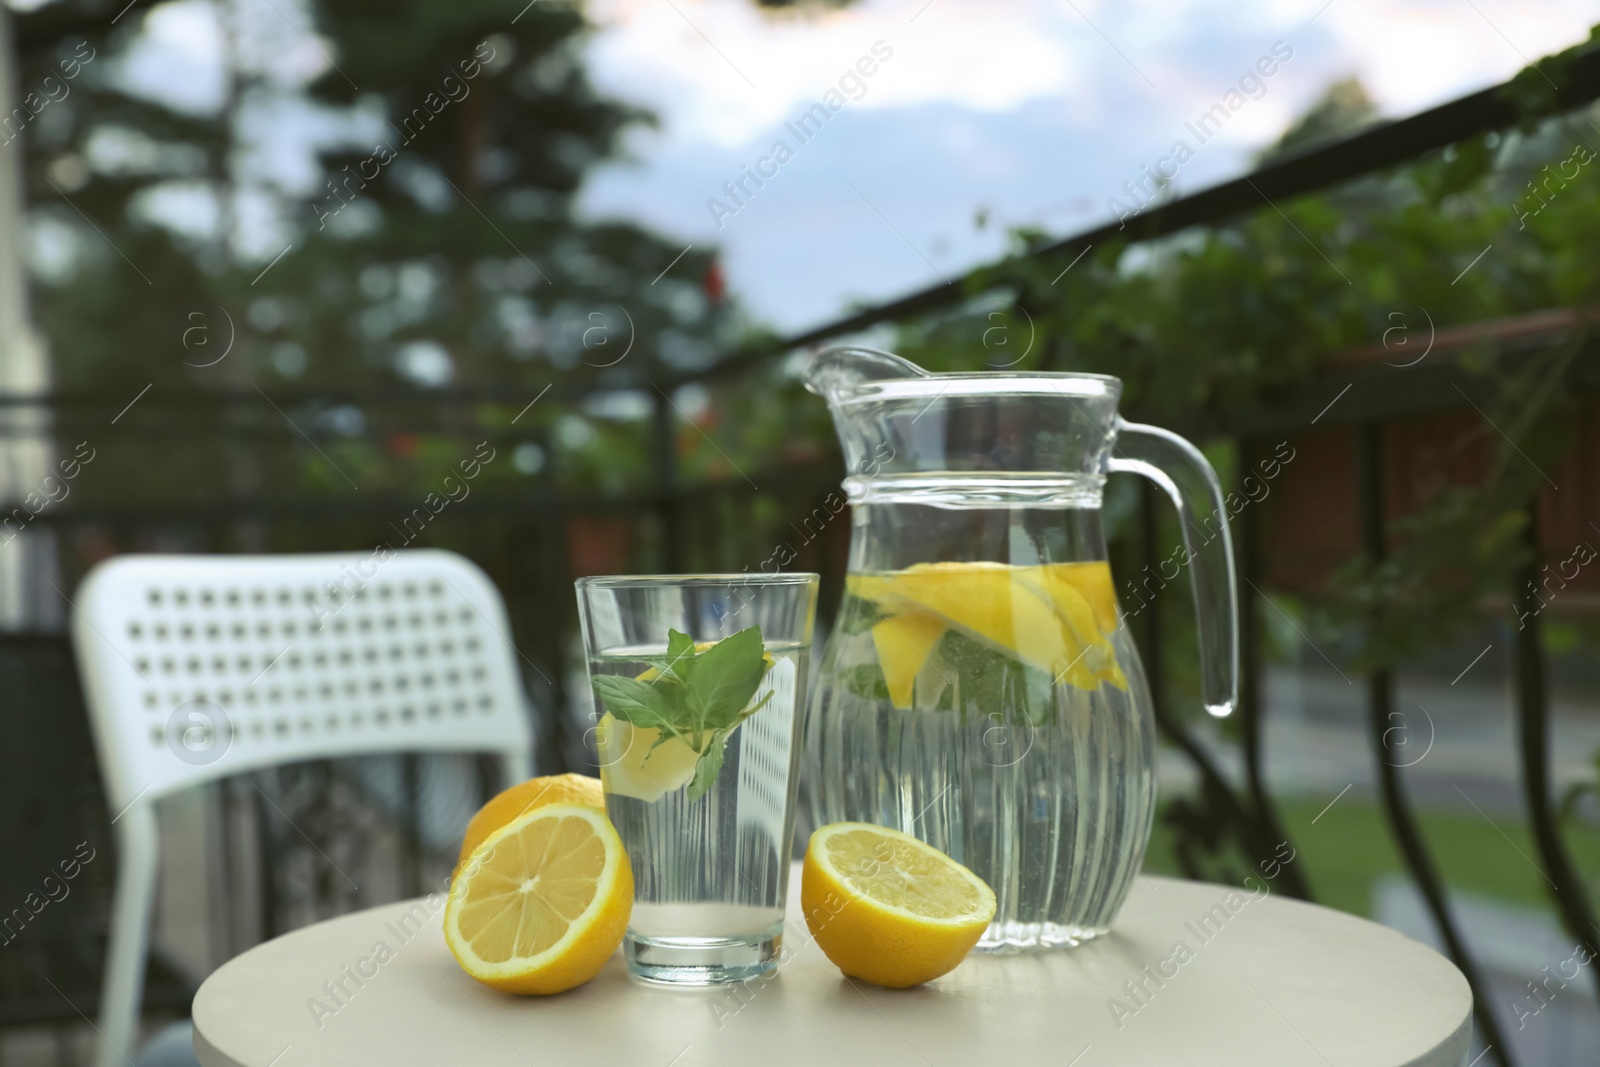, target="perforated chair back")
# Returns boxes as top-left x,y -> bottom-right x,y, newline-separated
75,550 -> 533,810
71,550 -> 534,1067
